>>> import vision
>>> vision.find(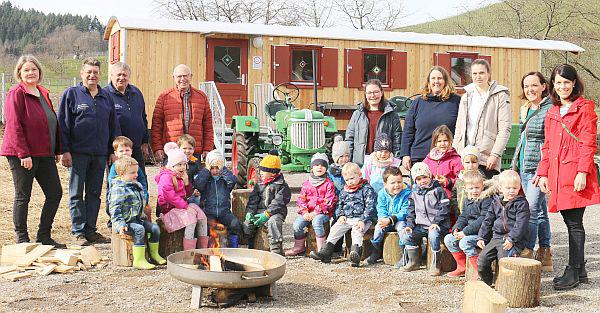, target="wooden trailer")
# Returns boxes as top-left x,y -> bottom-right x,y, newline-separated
103,17 -> 584,132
